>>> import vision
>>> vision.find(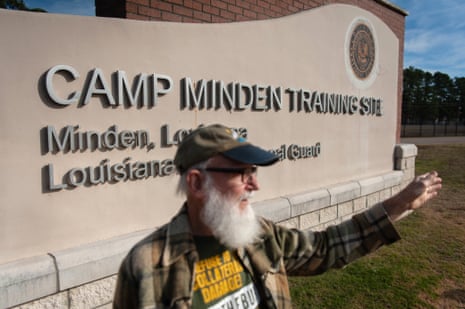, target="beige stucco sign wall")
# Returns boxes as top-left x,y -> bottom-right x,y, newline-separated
0,4 -> 399,264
